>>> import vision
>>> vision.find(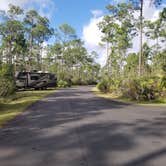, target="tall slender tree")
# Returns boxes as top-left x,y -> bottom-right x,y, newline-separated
24,10 -> 39,71
98,3 -> 135,77
131,0 -> 162,76
0,4 -> 24,65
